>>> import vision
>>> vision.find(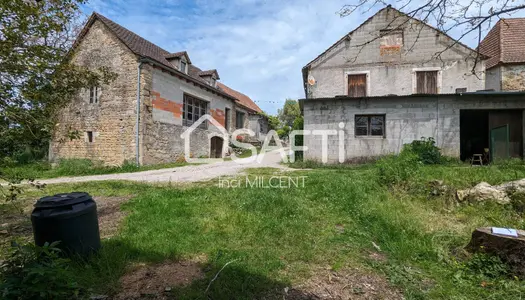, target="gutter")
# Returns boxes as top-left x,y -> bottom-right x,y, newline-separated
136,60 -> 144,166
